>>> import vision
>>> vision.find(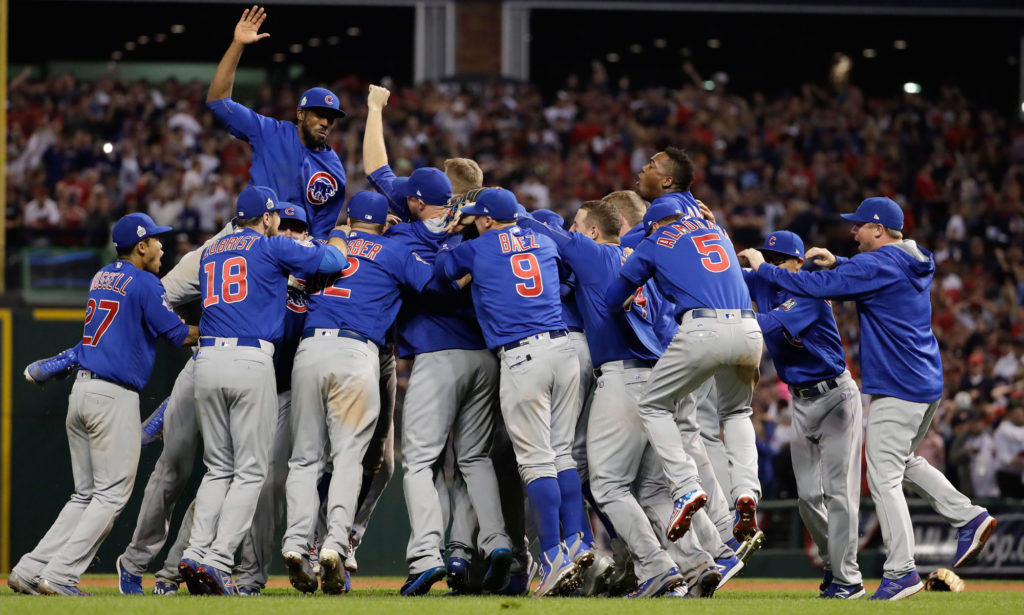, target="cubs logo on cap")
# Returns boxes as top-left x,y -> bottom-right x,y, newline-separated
297,87 -> 346,119
761,231 -> 804,259
279,203 -> 309,228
